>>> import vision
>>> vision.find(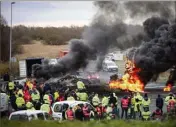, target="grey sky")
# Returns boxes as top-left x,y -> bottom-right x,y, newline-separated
1,1 -> 96,27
